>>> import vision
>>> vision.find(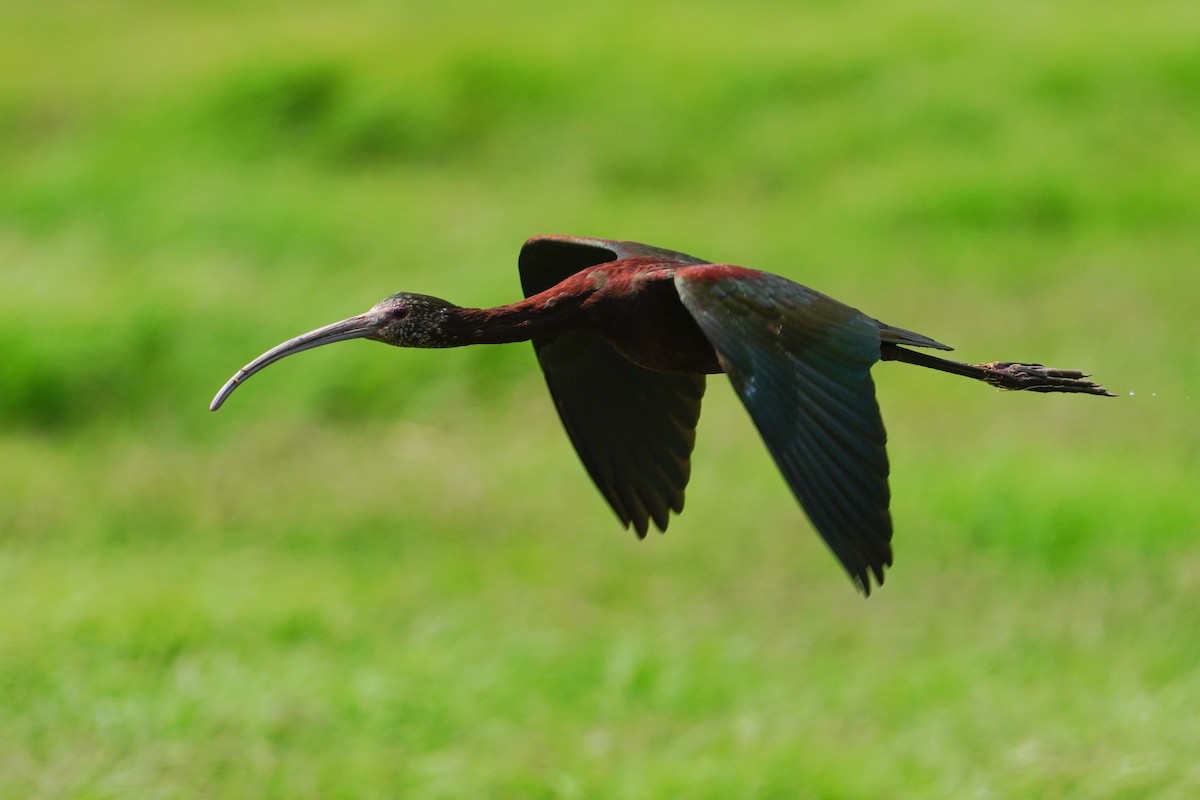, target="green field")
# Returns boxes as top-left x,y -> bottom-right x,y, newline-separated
3,1 -> 1199,797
